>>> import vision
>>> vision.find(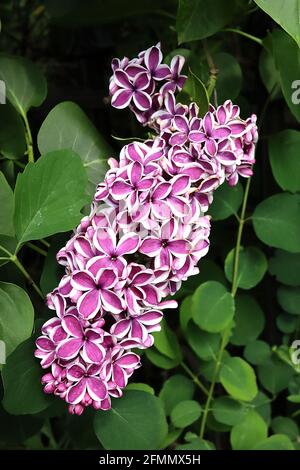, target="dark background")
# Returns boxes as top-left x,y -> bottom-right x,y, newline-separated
0,0 -> 299,450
